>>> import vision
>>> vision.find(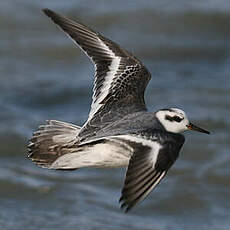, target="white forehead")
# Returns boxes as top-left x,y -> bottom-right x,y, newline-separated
170,108 -> 186,117
155,108 -> 188,120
